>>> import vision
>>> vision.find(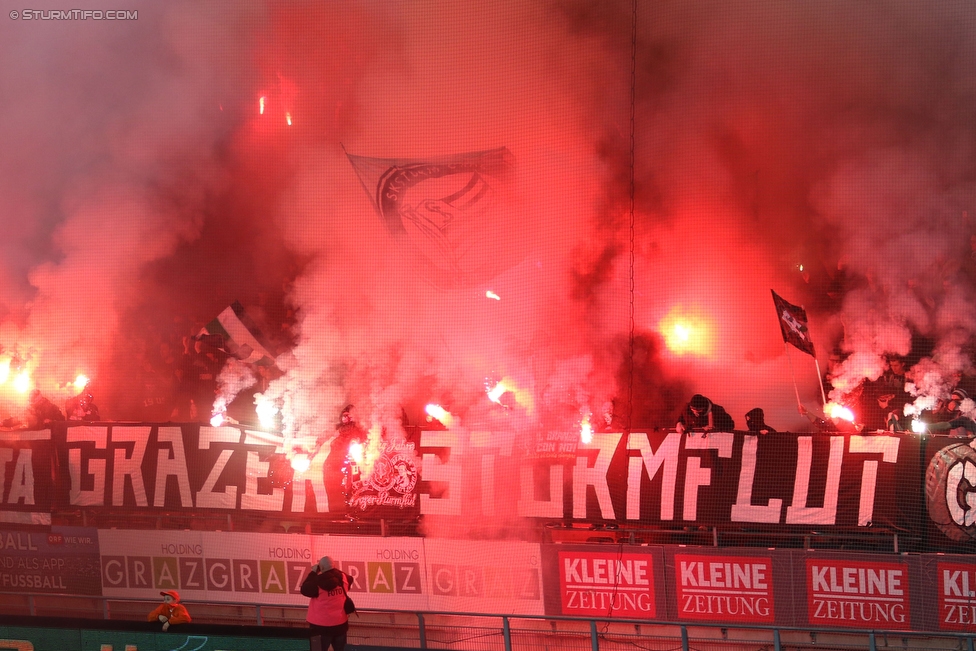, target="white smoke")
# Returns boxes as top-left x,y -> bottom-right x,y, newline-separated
3,2 -> 976,484
211,358 -> 257,423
